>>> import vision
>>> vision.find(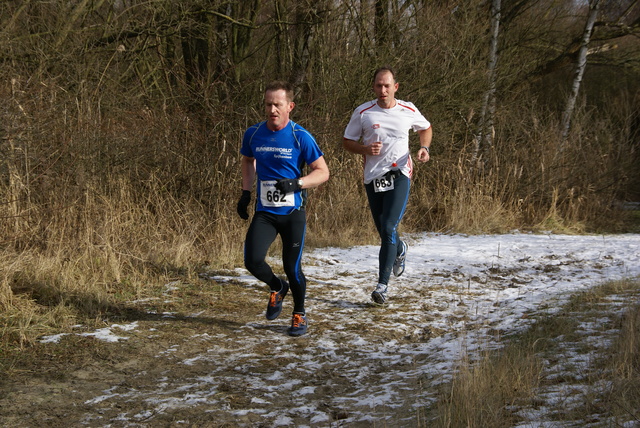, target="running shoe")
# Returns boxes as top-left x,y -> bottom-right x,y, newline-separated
266,278 -> 289,320
393,240 -> 408,277
288,313 -> 308,336
371,283 -> 388,304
